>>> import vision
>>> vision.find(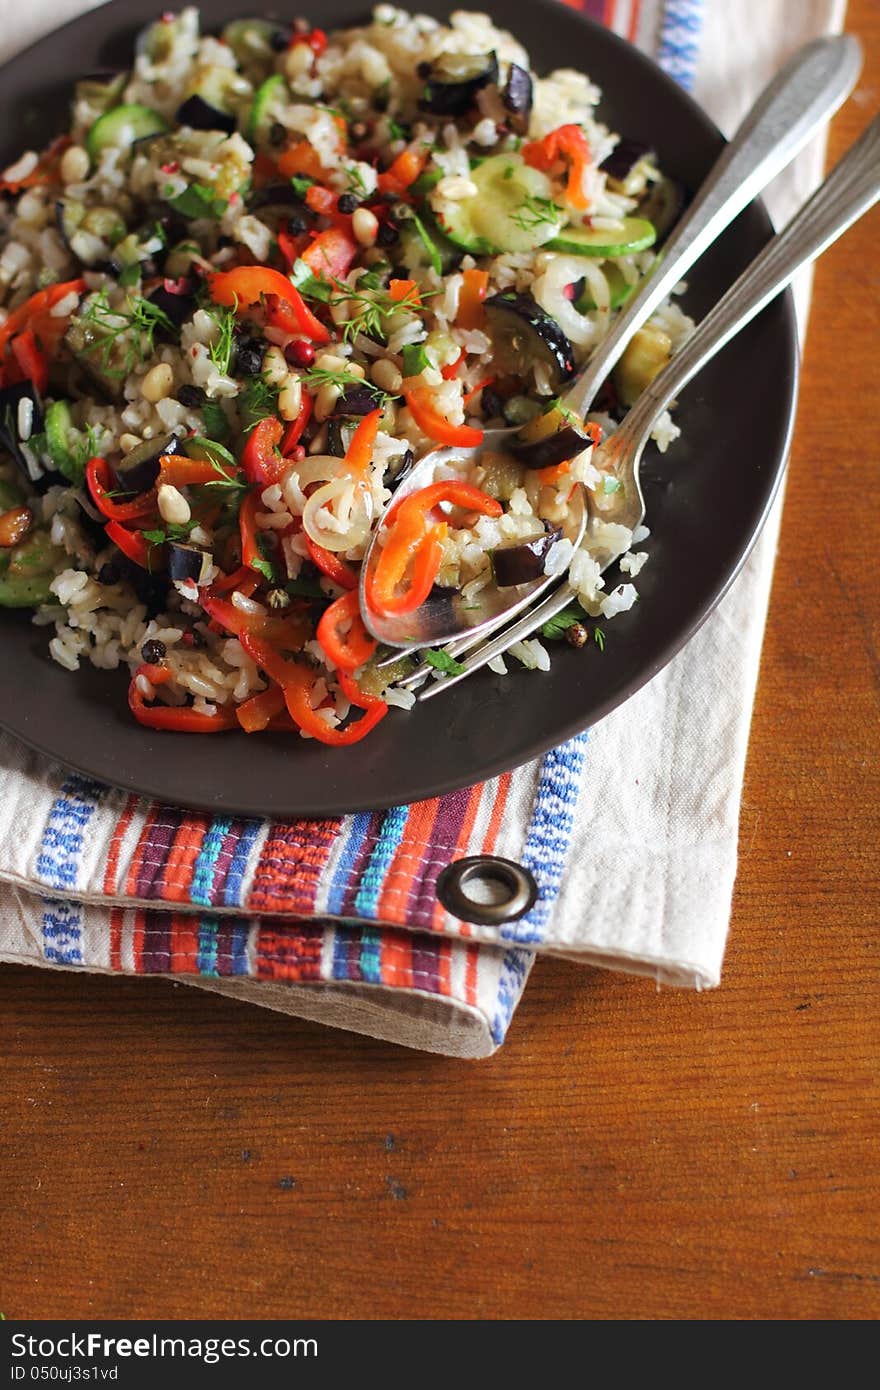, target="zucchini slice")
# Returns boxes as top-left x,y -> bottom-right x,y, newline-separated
86,104 -> 169,163
248,73 -> 286,146
431,154 -> 563,256
574,263 -> 635,312
547,216 -> 656,258
222,18 -> 288,80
